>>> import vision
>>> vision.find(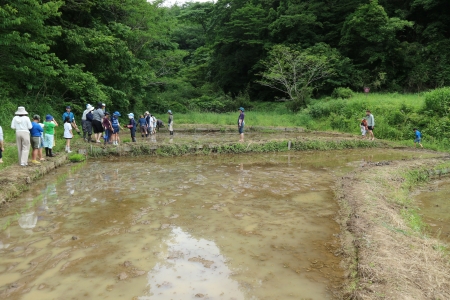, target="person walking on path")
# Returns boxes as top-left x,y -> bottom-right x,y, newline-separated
413,128 -> 424,148
11,106 -> 32,166
92,102 -> 105,143
0,123 -> 4,164
43,115 -> 58,157
64,117 -> 73,153
366,110 -> 375,141
168,110 -> 174,136
238,107 -> 245,142
127,113 -> 137,142
82,104 -> 94,142
30,115 -> 44,164
62,106 -> 81,135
